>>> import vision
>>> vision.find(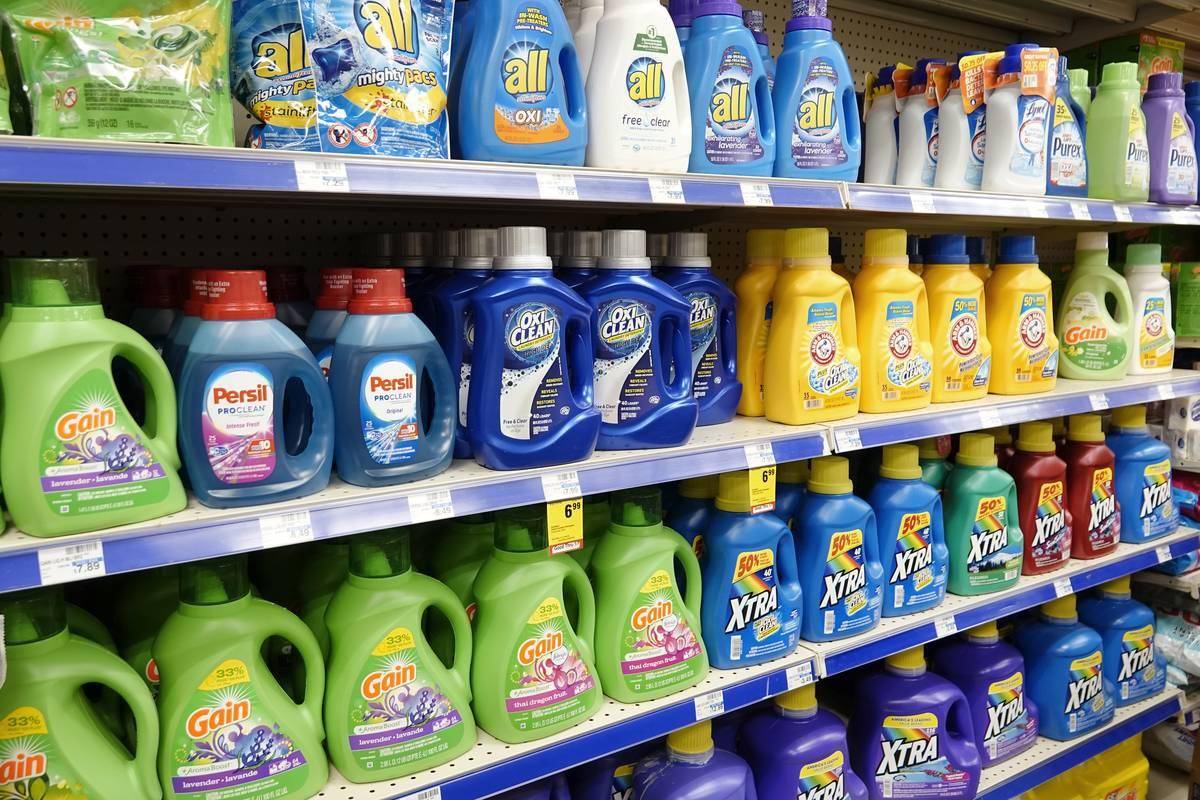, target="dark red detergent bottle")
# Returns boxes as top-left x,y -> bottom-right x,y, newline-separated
1011,421 -> 1072,575
1063,414 -> 1120,559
